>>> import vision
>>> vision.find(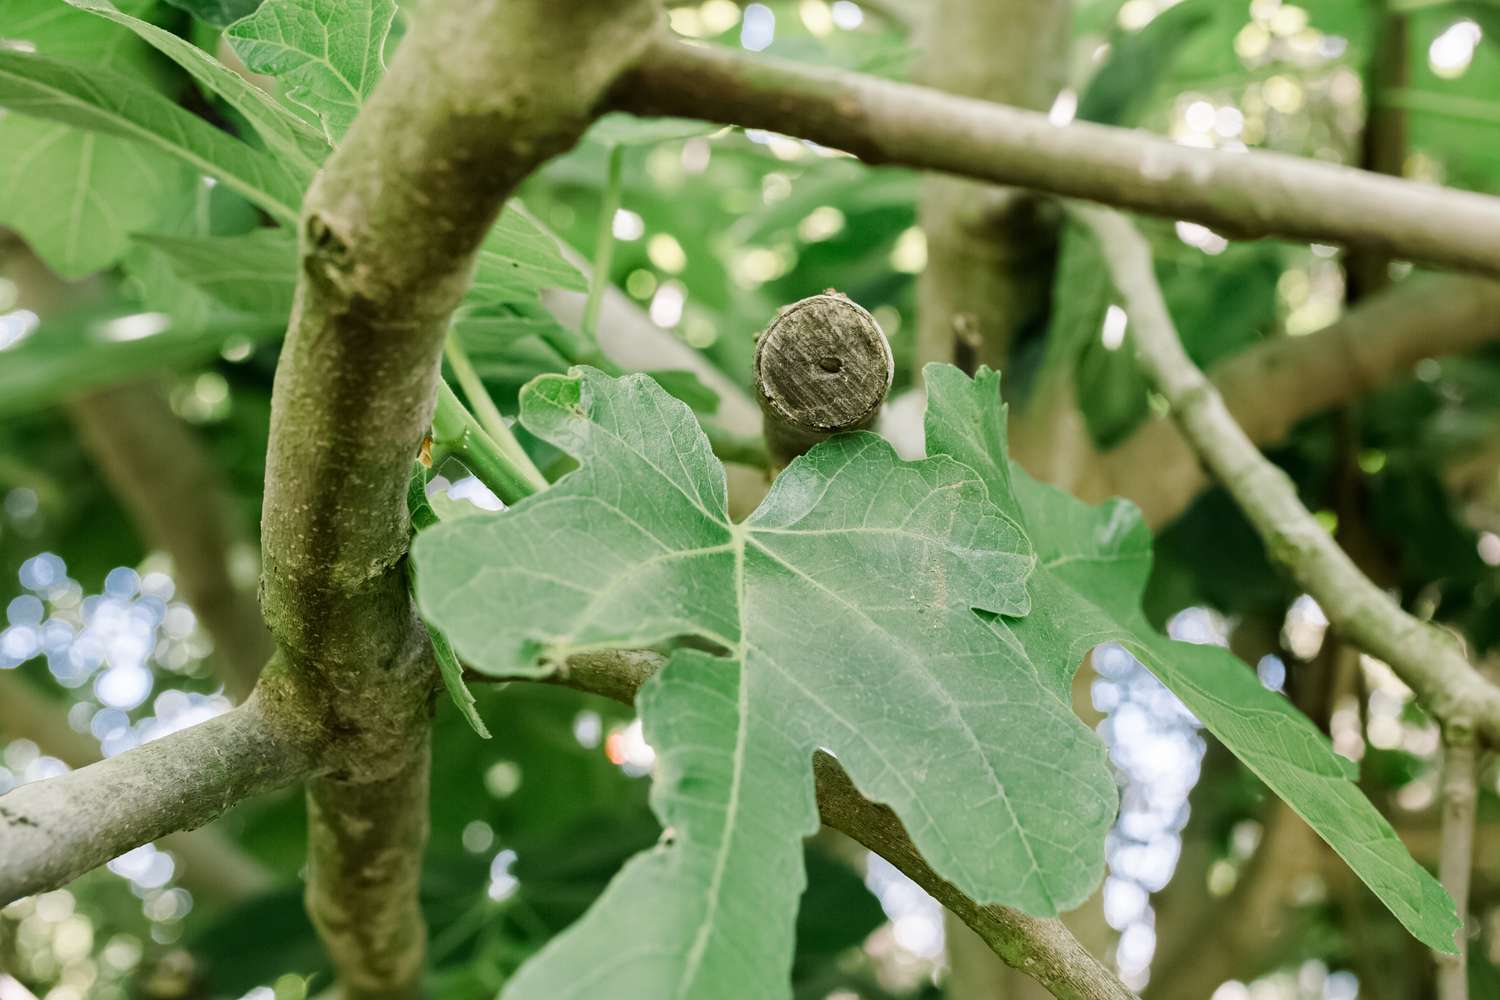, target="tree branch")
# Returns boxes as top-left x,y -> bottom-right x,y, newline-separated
1437,720 -> 1478,1000
913,0 -> 1067,377
0,672 -> 272,901
69,382 -> 271,701
614,36 -> 1500,275
1077,204 -> 1500,746
1084,274 -> 1500,528
0,692 -> 311,903
254,3 -> 658,995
